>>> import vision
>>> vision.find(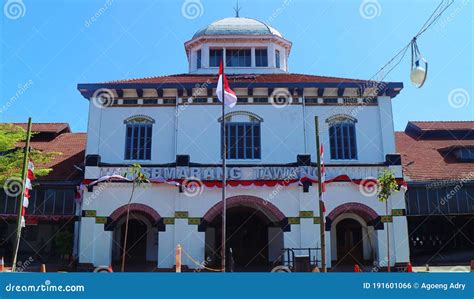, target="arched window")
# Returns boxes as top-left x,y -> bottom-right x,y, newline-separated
124,115 -> 154,160
327,115 -> 357,160
219,111 -> 263,160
